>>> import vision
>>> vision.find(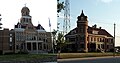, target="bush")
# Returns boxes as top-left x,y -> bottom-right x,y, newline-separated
4,52 -> 15,55
0,51 -> 3,55
18,50 -> 29,54
58,53 -> 115,59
